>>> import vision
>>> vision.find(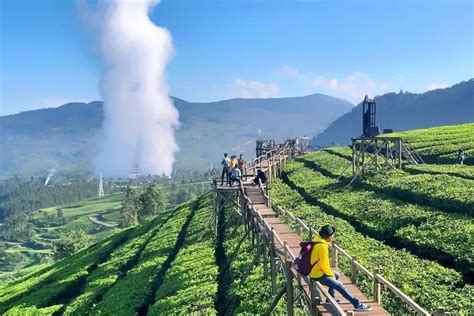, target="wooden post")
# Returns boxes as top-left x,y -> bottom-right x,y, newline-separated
361,140 -> 366,175
284,242 -> 294,316
373,269 -> 381,304
270,227 -> 276,293
351,139 -> 356,176
271,154 -> 275,180
252,218 -> 257,247
255,221 -> 261,263
351,256 -> 358,284
398,139 -> 402,169
309,278 -> 319,316
263,233 -> 268,277
374,139 -> 378,171
331,243 -> 338,268
267,187 -> 272,208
